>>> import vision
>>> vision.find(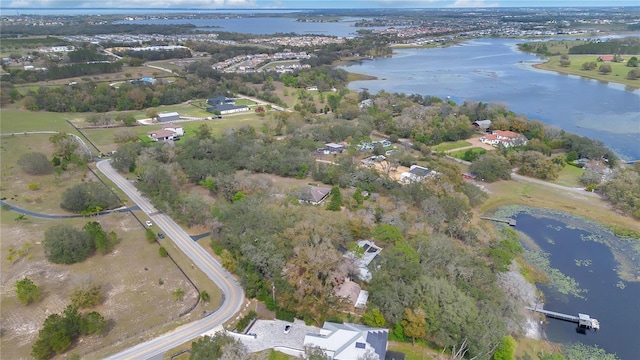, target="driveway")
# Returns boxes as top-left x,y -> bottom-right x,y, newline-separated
231,319 -> 320,353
